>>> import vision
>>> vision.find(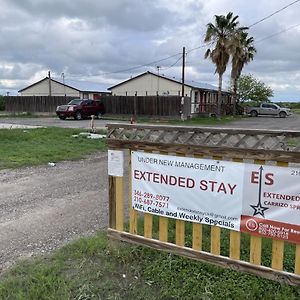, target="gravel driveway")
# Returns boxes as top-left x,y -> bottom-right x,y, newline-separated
0,152 -> 108,275
0,114 -> 299,130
